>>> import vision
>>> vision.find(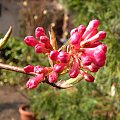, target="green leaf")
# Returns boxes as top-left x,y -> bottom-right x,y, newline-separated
0,26 -> 12,50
